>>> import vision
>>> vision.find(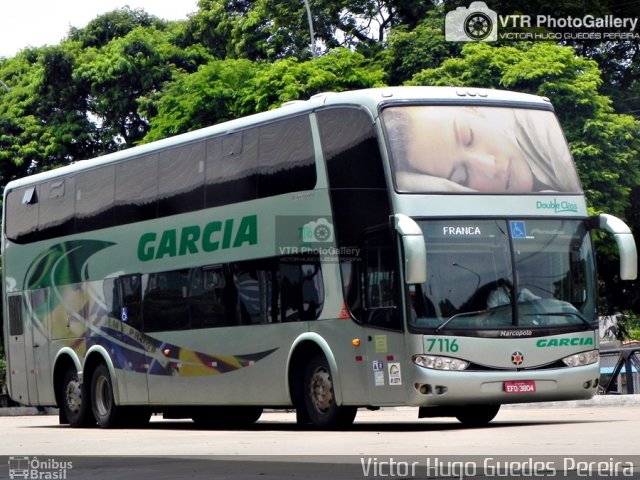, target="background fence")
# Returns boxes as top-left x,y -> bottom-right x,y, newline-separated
599,345 -> 640,394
